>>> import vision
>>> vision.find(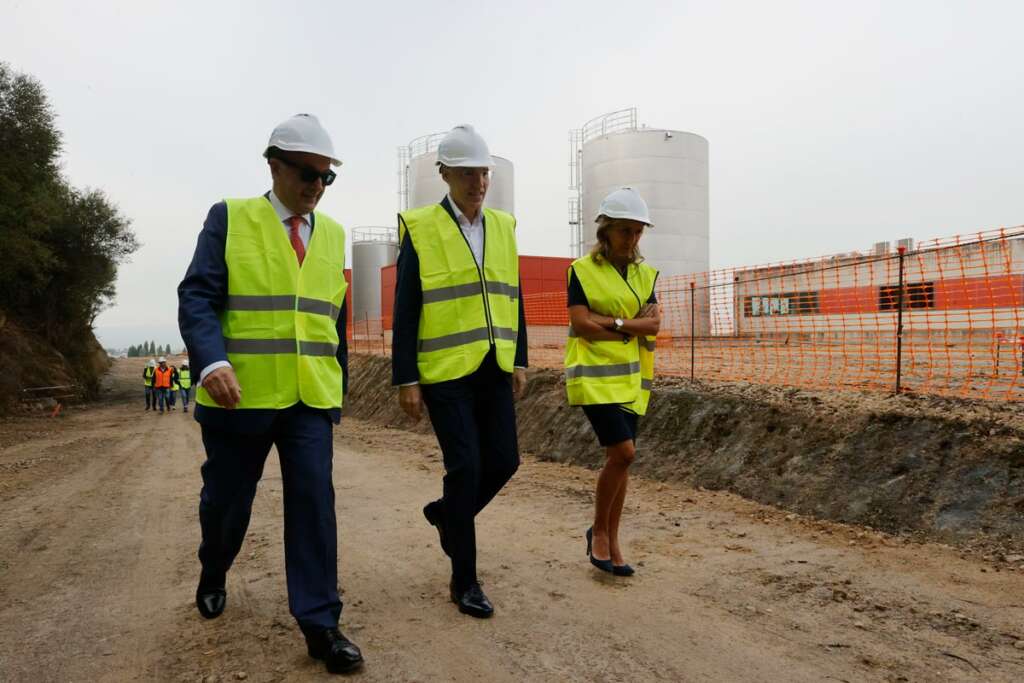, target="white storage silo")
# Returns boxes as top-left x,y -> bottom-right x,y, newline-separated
579,127 -> 709,279
401,133 -> 515,213
351,227 -> 399,322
